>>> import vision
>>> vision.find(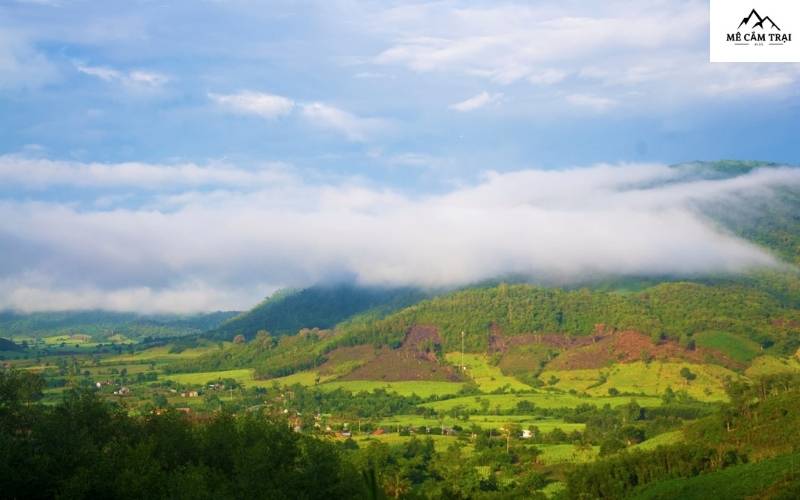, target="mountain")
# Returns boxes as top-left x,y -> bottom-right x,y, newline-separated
0,310 -> 237,341
204,284 -> 428,341
0,337 -> 22,351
